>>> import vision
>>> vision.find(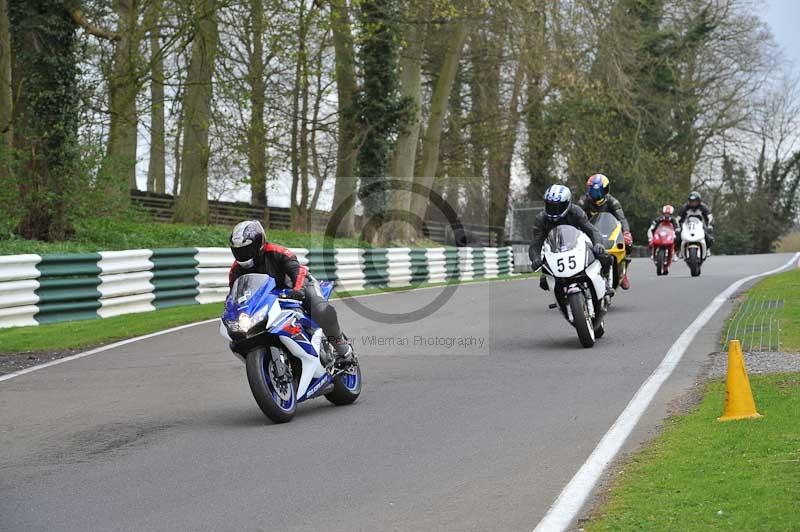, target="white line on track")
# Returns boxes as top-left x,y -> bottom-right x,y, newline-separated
0,275 -> 529,383
533,252 -> 800,532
